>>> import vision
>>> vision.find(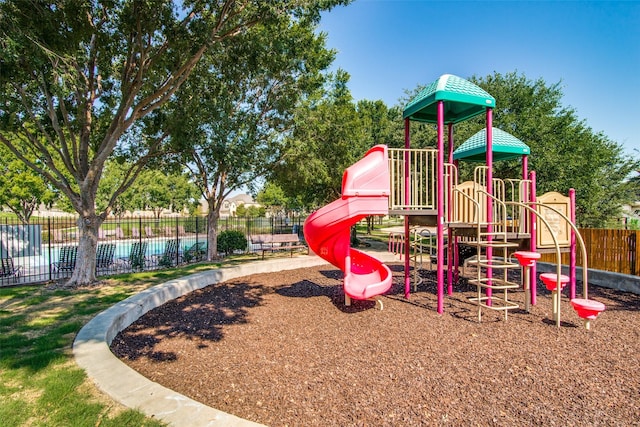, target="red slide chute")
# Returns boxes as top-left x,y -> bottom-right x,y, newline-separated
303,145 -> 392,301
